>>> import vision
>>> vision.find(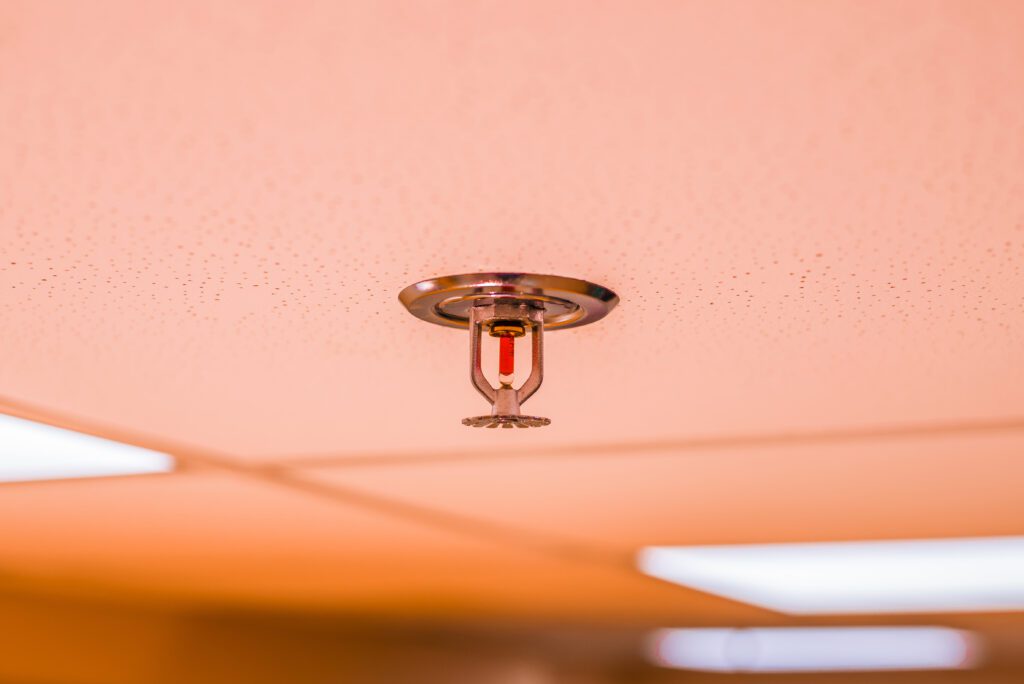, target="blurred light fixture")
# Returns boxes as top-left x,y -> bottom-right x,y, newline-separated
639,537 -> 1024,614
649,626 -> 980,673
399,273 -> 618,428
0,413 -> 174,483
